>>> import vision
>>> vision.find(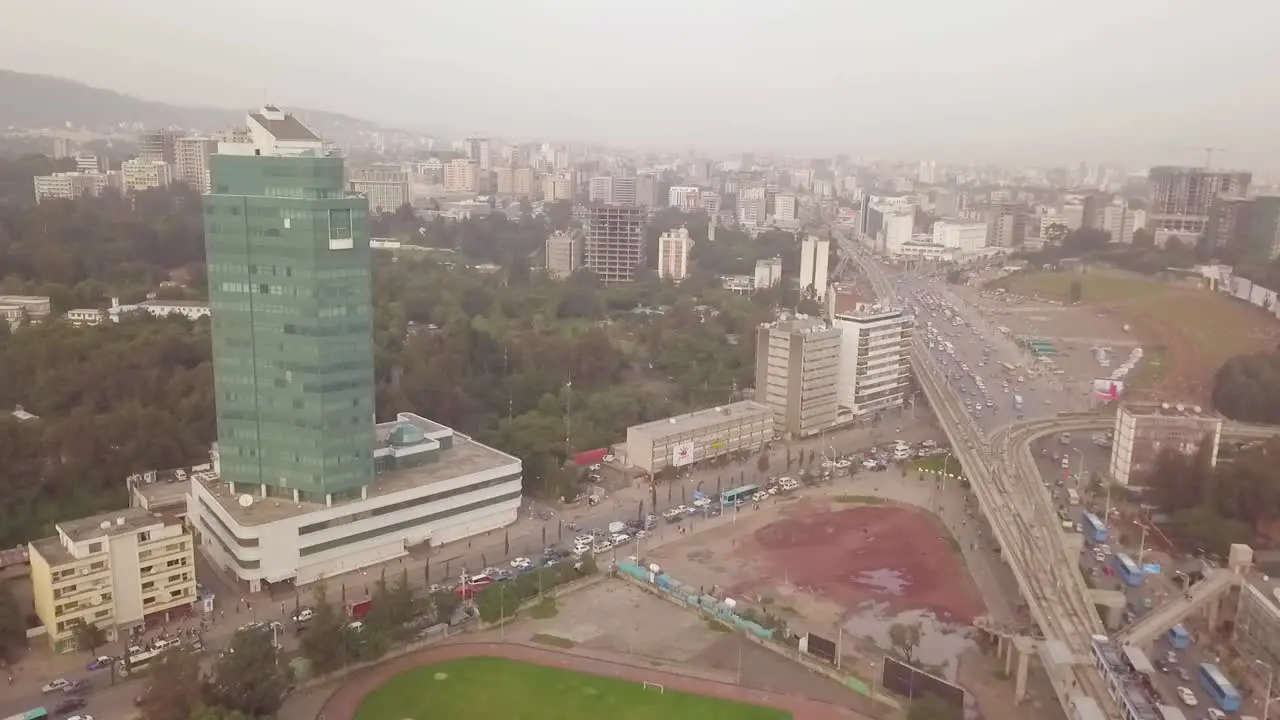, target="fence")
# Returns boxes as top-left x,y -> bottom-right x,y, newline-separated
612,562 -> 900,718
1215,270 -> 1280,321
